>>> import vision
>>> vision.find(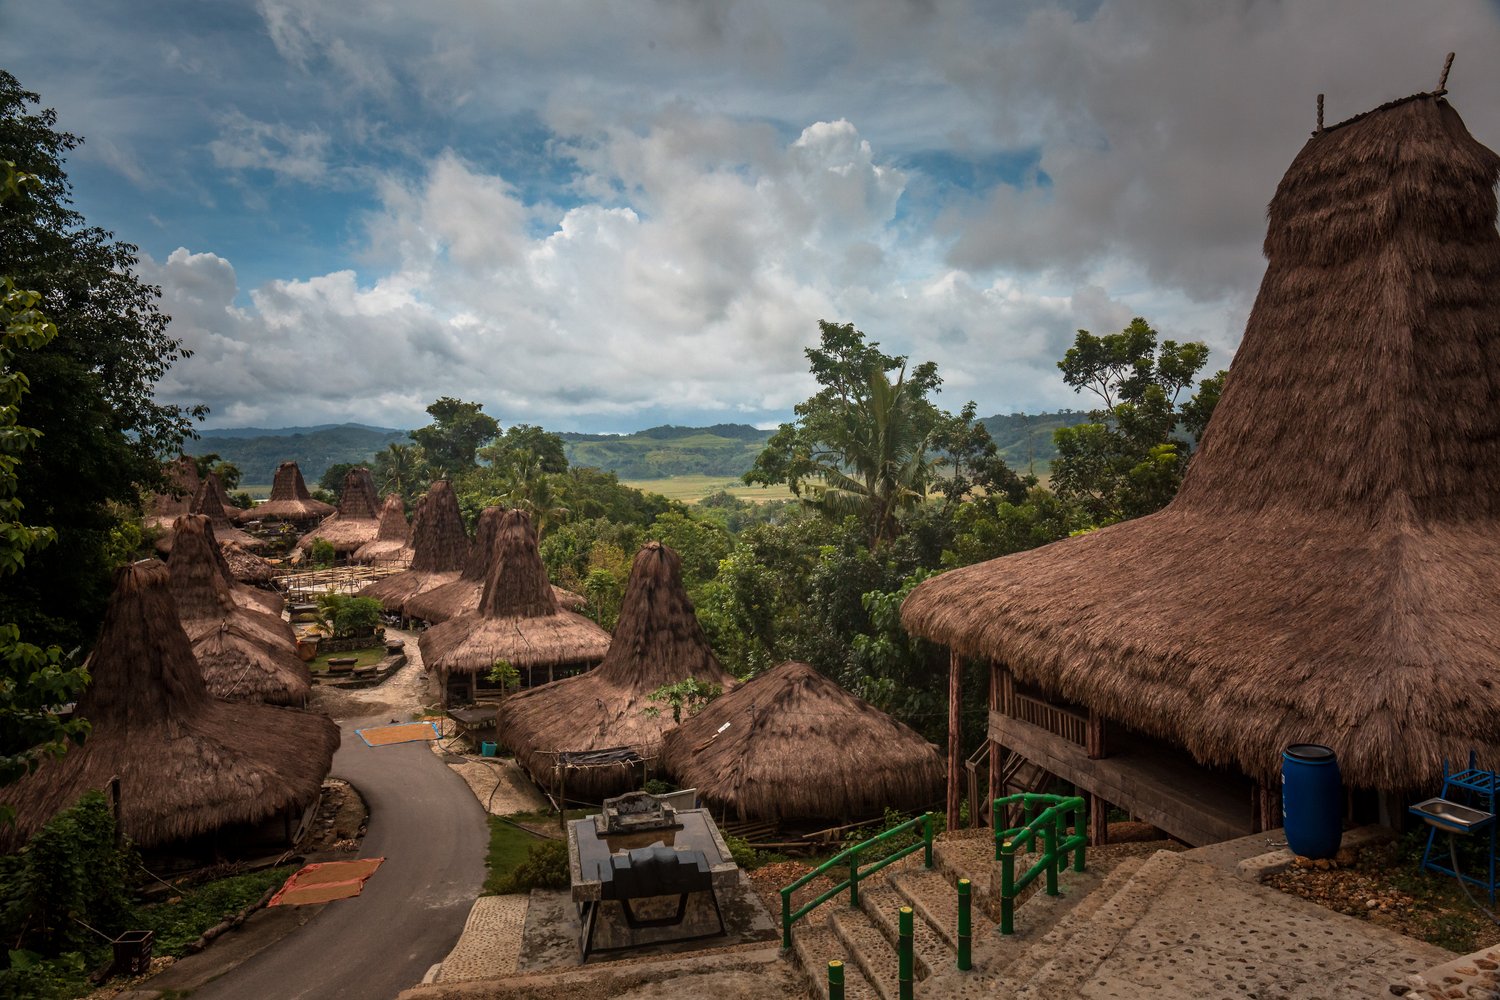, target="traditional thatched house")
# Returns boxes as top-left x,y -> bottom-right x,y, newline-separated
144,456 -> 200,532
244,461 -> 334,524
220,540 -> 277,591
156,475 -> 265,555
359,481 -> 469,612
498,542 -> 736,799
353,493 -> 413,565
406,507 -> 584,624
902,84 -> 1500,845
296,467 -> 382,555
661,661 -> 943,824
420,509 -> 610,702
0,561 -> 338,852
168,516 -> 311,706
